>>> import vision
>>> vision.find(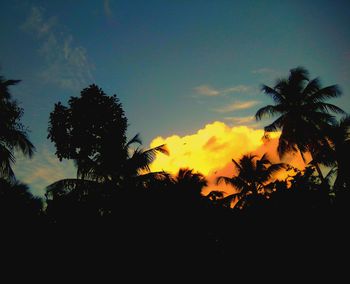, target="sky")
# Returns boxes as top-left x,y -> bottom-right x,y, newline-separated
1,0 -> 350,196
